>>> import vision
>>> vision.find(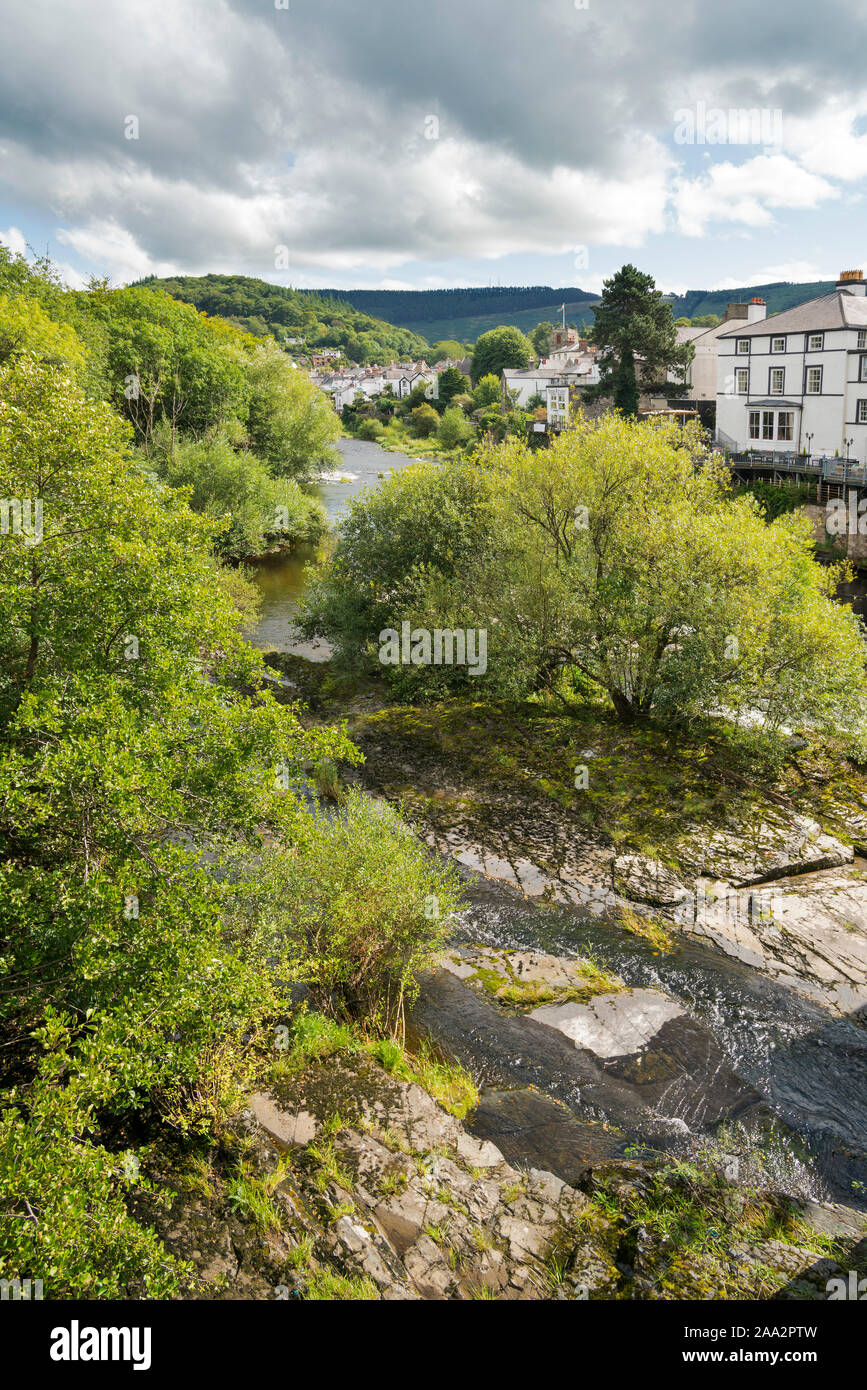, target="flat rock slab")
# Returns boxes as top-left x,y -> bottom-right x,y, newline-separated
687,867 -> 867,1012
413,970 -> 760,1144
530,990 -> 684,1059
